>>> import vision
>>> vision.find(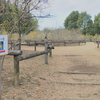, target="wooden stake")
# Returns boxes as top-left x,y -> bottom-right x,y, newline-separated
44,35 -> 49,64
13,44 -> 20,86
45,41 -> 48,64
14,55 -> 19,86
97,42 -> 99,48
49,50 -> 52,57
34,41 -> 36,51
